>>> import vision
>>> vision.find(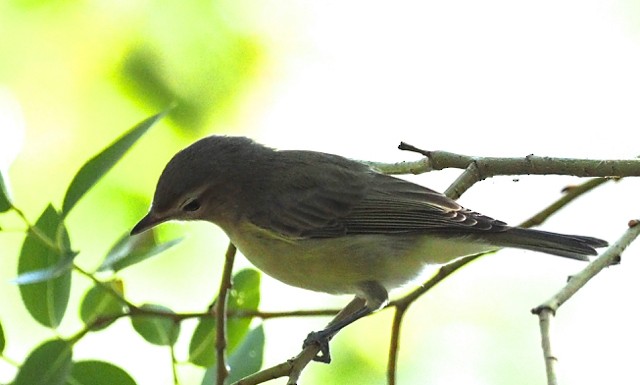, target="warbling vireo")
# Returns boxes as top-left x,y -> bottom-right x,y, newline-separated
131,136 -> 607,363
